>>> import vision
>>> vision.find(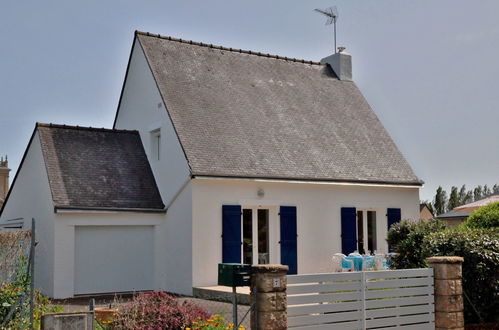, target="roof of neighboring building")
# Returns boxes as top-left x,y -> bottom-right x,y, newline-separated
453,193 -> 499,212
37,123 -> 165,211
129,31 -> 422,186
436,210 -> 470,219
